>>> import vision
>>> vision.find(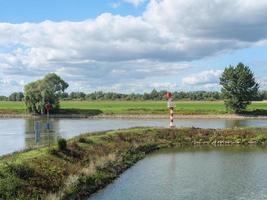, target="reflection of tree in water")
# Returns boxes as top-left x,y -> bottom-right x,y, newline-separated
224,120 -> 243,128
24,118 -> 35,148
24,118 -> 60,148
